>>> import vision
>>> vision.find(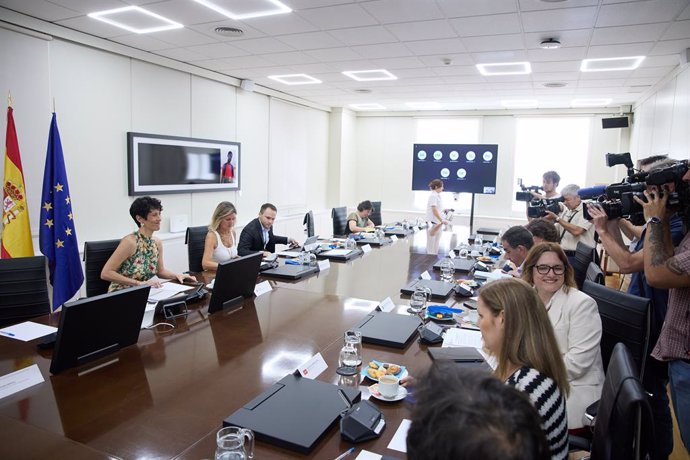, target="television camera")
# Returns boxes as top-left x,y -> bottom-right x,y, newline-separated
515,178 -> 565,218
